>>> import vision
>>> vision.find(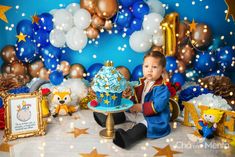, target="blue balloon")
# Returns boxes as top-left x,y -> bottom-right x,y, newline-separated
43,56 -> 59,71
118,0 -> 135,7
49,70 -> 64,86
86,63 -> 103,82
208,37 -> 224,51
131,64 -> 143,81
16,20 -> 34,37
125,27 -> 134,35
130,18 -> 143,31
216,46 -> 235,70
166,56 -> 178,73
0,97 -> 3,108
115,8 -> 133,28
194,51 -> 217,73
204,70 -> 225,77
40,43 -> 61,59
16,38 -> 37,63
185,68 -> 200,82
170,73 -> 185,86
132,1 -> 150,19
39,13 -> 53,32
33,29 -> 50,47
